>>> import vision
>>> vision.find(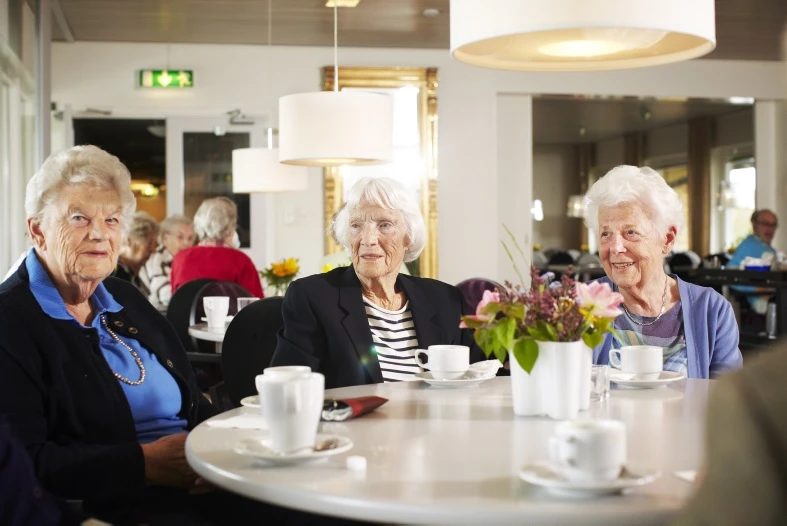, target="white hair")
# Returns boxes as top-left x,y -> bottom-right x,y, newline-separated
159,214 -> 192,236
332,177 -> 426,263
126,211 -> 159,245
25,145 -> 136,227
193,197 -> 237,242
584,165 -> 684,237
